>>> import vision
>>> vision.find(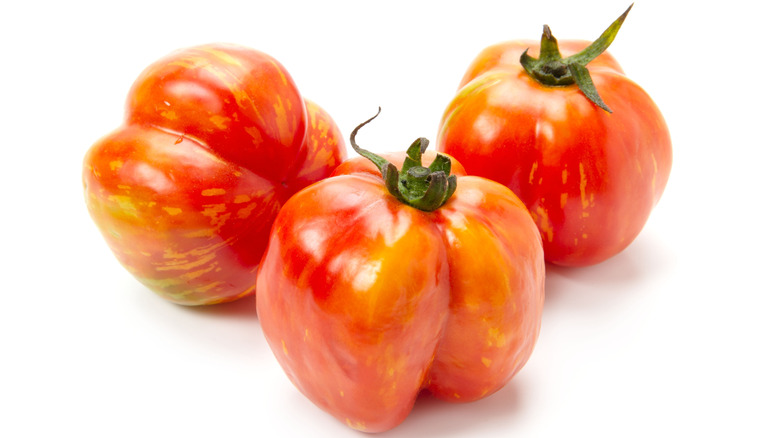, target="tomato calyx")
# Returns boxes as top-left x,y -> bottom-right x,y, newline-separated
350,107 -> 457,212
519,3 -> 633,113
